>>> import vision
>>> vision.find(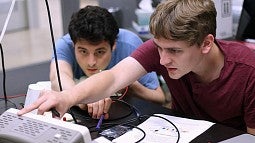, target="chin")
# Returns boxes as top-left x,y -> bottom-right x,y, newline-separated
84,72 -> 92,77
168,73 -> 182,79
